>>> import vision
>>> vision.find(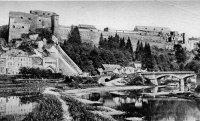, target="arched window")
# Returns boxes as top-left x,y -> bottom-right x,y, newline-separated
13,25 -> 15,28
